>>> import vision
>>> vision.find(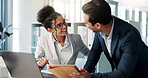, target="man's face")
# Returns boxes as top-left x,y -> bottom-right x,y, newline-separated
83,14 -> 100,32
